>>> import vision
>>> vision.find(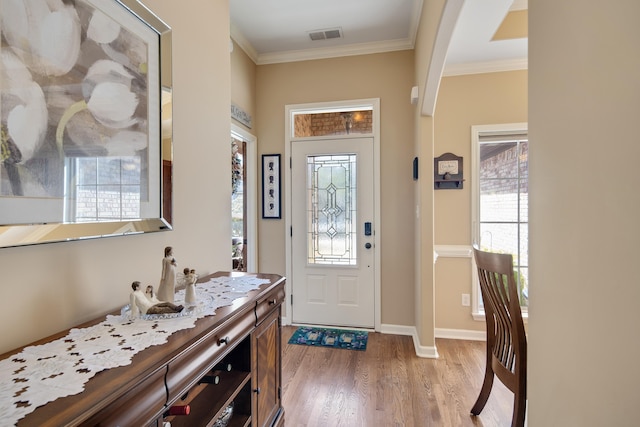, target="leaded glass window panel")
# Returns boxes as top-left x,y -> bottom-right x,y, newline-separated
306,154 -> 357,265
